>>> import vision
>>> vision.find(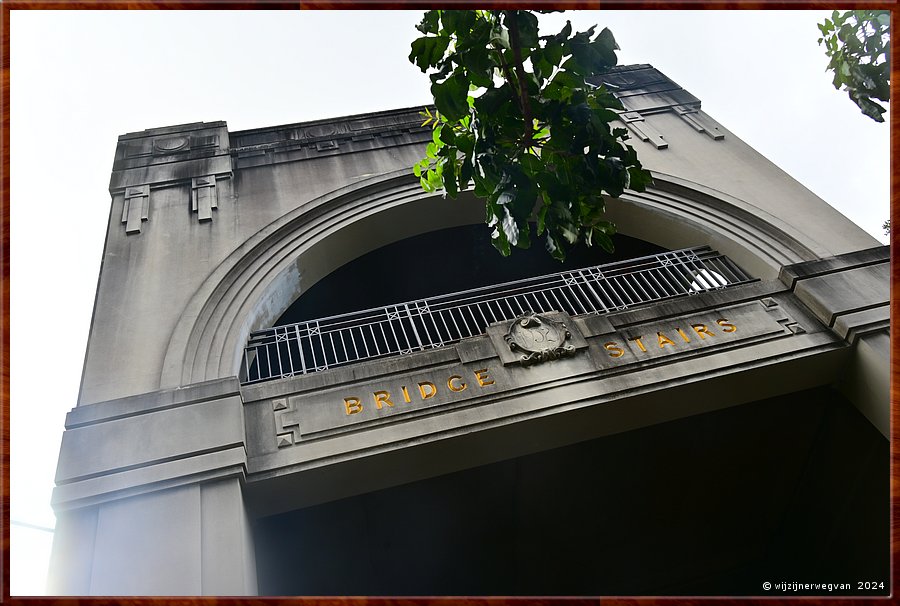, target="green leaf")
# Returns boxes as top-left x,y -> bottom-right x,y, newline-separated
445,161 -> 459,197
490,25 -> 510,50
442,10 -> 476,36
458,47 -> 495,88
596,27 -> 619,52
409,36 -> 451,72
416,10 -> 441,35
431,72 -> 470,121
510,11 -> 539,49
411,10 -> 652,259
